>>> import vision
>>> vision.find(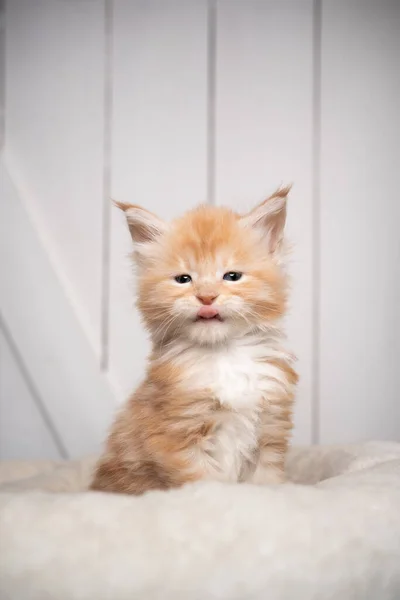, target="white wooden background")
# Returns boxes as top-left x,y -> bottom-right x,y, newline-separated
0,0 -> 399,459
